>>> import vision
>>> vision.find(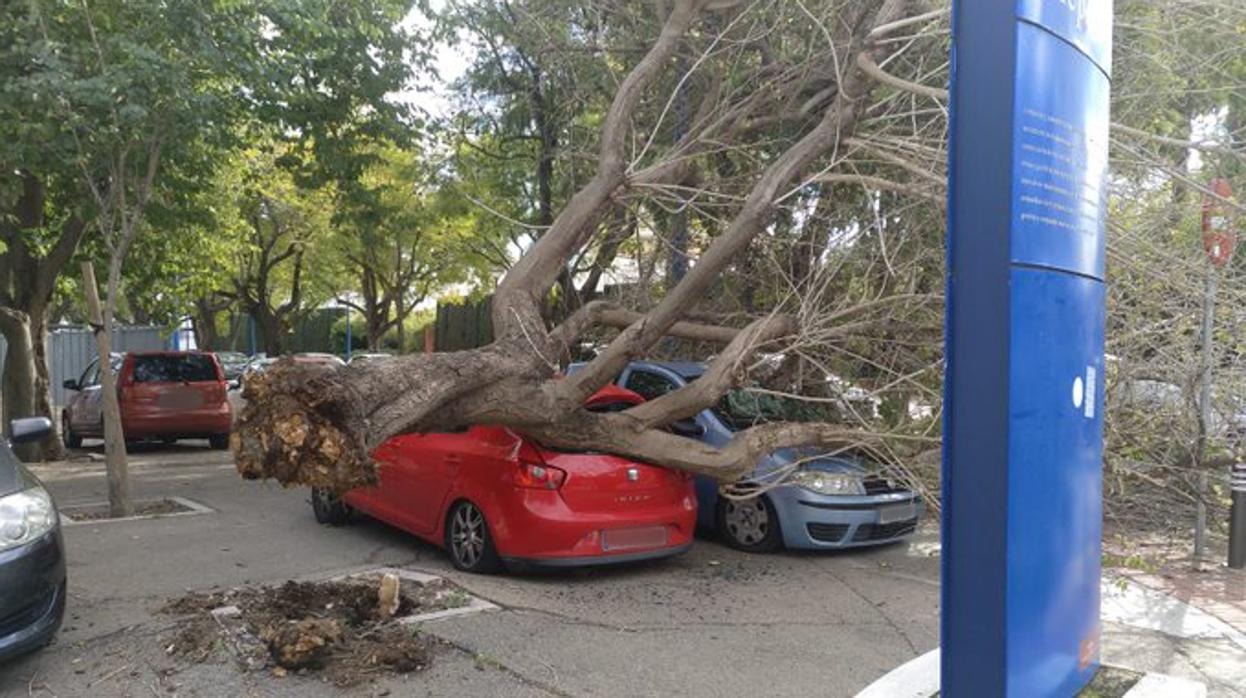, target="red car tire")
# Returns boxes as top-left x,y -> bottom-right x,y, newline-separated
445,500 -> 503,574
